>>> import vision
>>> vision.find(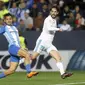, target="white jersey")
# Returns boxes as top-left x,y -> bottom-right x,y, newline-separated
38,15 -> 59,43
34,15 -> 59,53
